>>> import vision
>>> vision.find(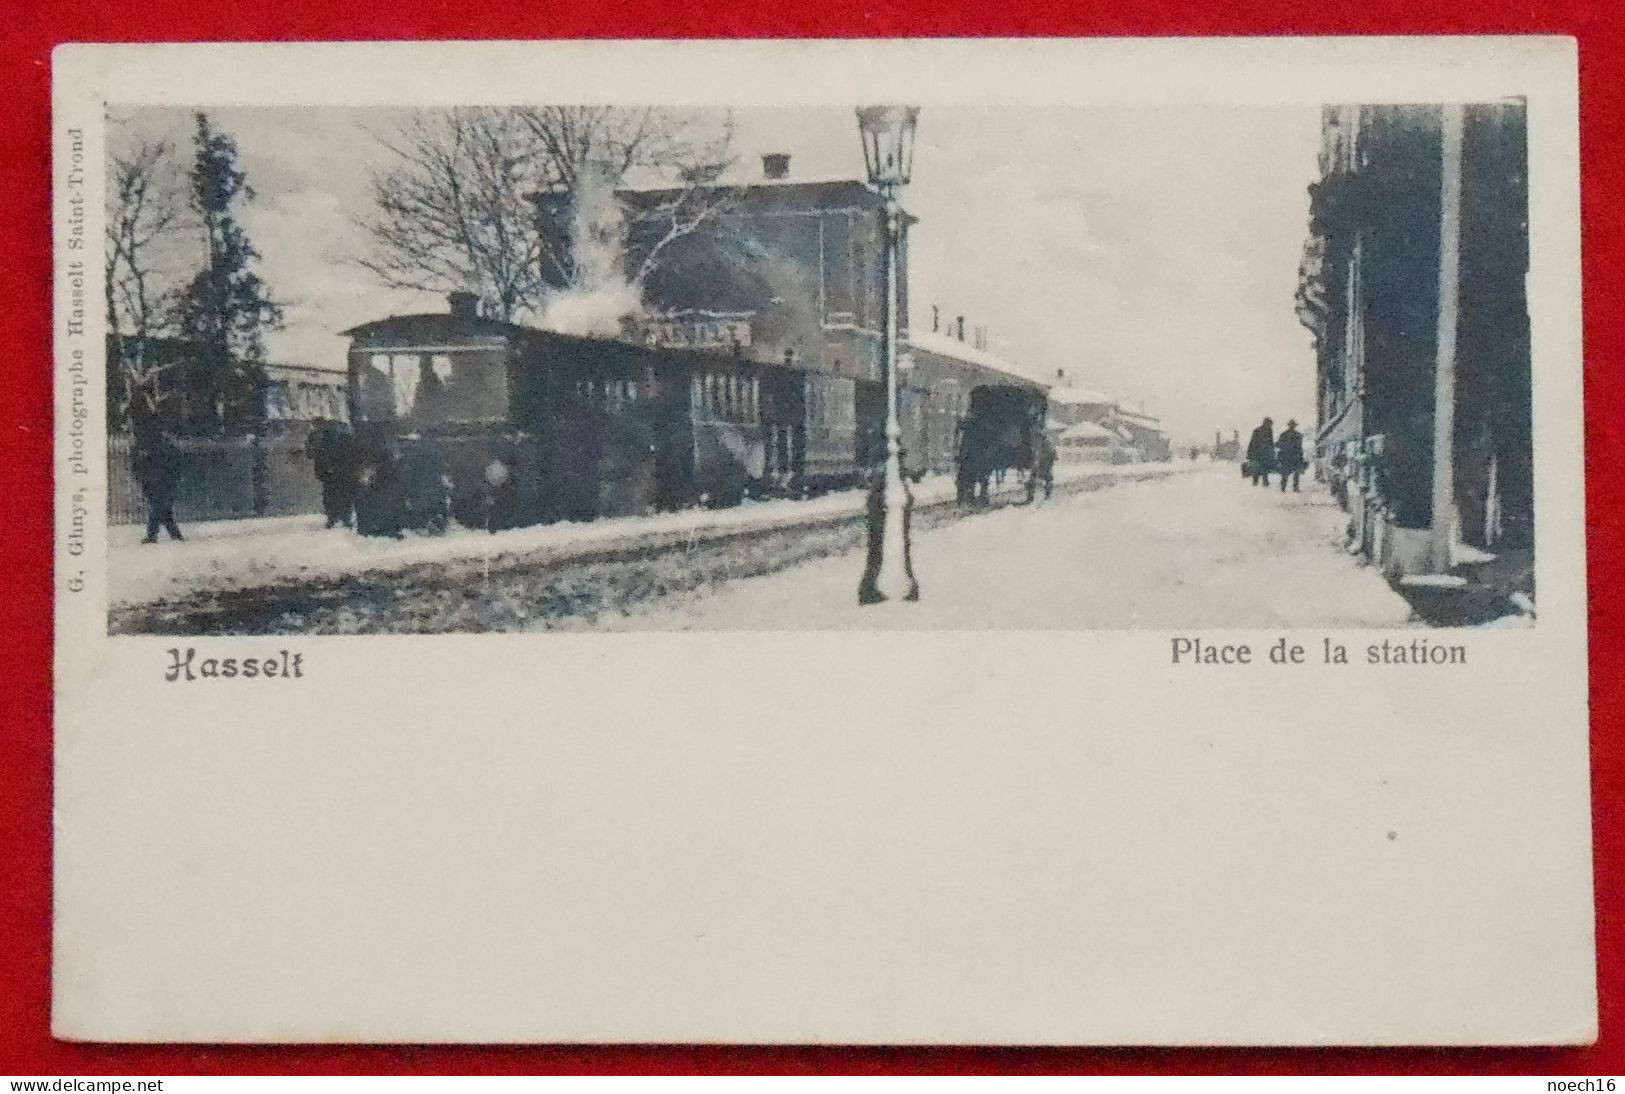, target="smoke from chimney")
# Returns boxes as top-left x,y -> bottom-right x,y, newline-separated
540,162 -> 643,339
